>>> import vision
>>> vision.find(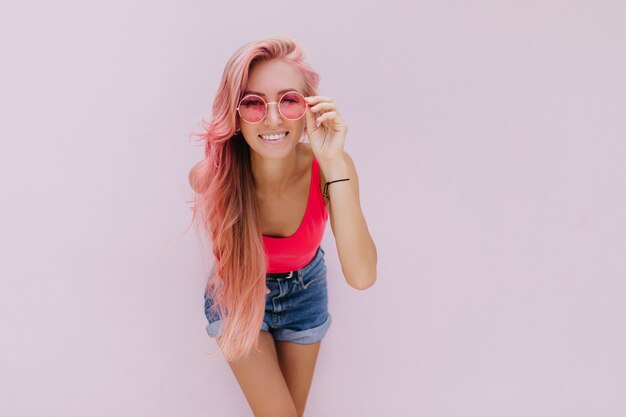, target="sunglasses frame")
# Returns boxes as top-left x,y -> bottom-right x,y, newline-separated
236,91 -> 307,124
